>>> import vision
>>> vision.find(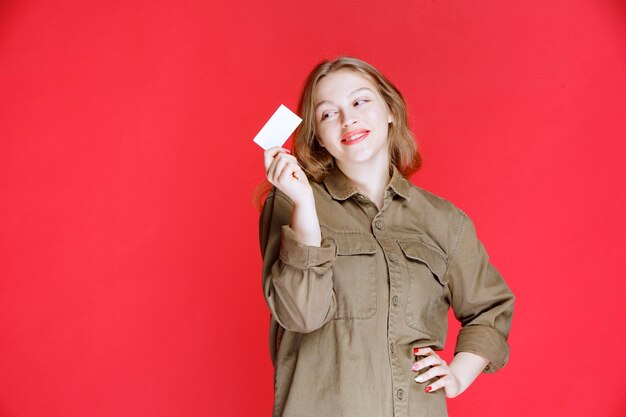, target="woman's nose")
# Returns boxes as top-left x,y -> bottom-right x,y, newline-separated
342,110 -> 358,127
